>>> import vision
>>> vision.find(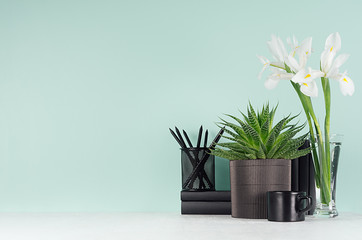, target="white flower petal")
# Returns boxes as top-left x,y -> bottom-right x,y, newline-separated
258,65 -> 268,79
277,37 -> 288,59
280,73 -> 295,80
264,78 -> 280,90
325,32 -> 341,53
287,36 -> 299,57
267,35 -> 287,62
256,55 -> 270,79
293,35 -> 298,47
267,36 -> 282,62
257,55 -> 268,64
287,35 -> 298,50
267,42 -> 279,62
291,69 -> 307,83
327,67 -> 339,79
321,49 -> 336,74
298,54 -> 308,70
292,68 -> 323,84
270,68 -> 294,80
310,69 -> 324,79
286,37 -> 293,49
297,37 -> 312,58
333,54 -> 350,68
268,68 -> 287,80
326,54 -> 349,79
286,55 -> 301,72
339,75 -> 355,96
330,71 -> 345,82
320,50 -> 328,70
300,81 -> 318,97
